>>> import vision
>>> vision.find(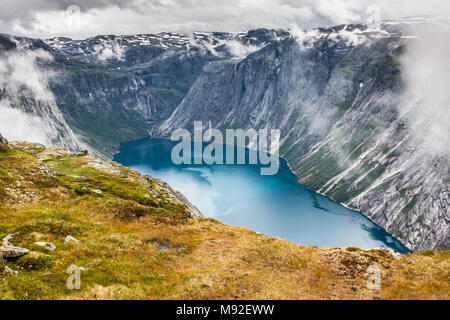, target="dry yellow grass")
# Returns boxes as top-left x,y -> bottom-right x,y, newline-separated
0,141 -> 449,300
